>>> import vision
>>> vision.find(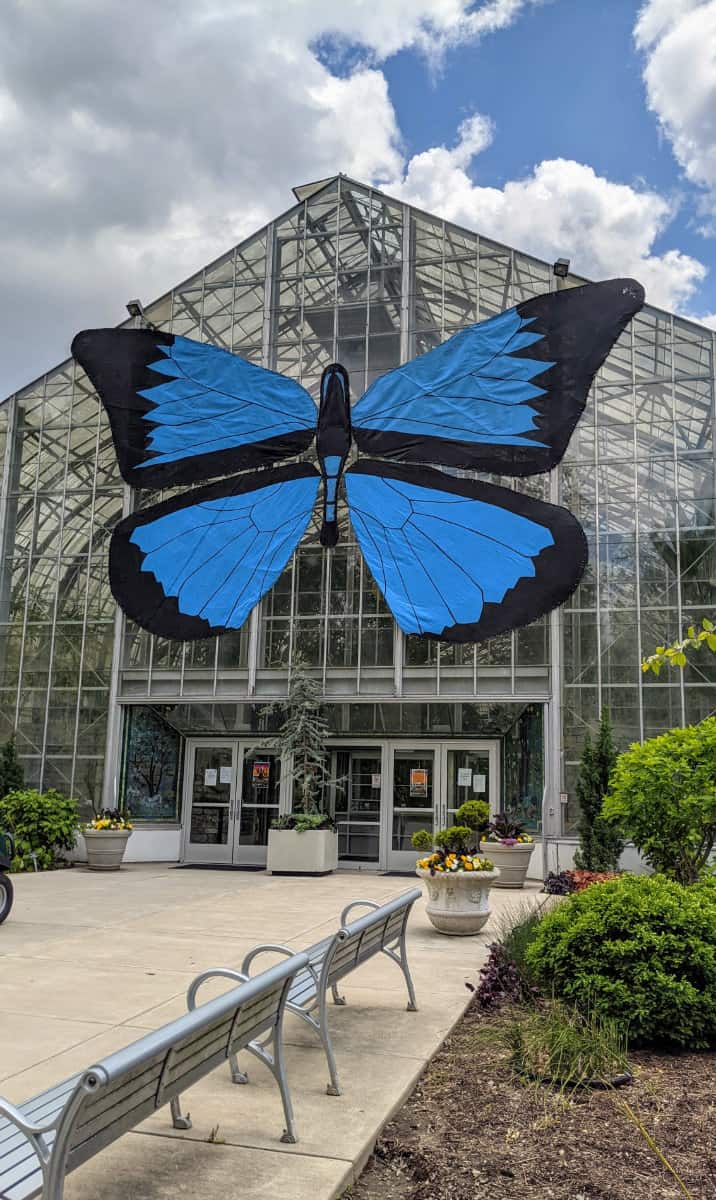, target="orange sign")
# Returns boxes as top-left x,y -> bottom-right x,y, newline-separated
410,768 -> 428,798
252,761 -> 270,786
